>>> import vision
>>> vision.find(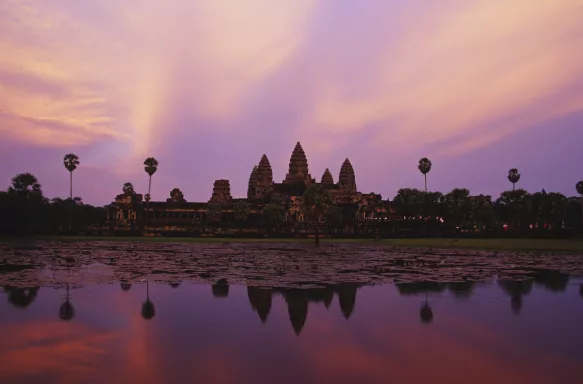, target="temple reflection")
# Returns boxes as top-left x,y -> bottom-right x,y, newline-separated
336,284 -> 357,319
247,287 -> 272,323
246,284 -> 361,335
2,274 -> 583,384
212,279 -> 229,298
3,271 -> 578,332
284,290 -> 308,335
